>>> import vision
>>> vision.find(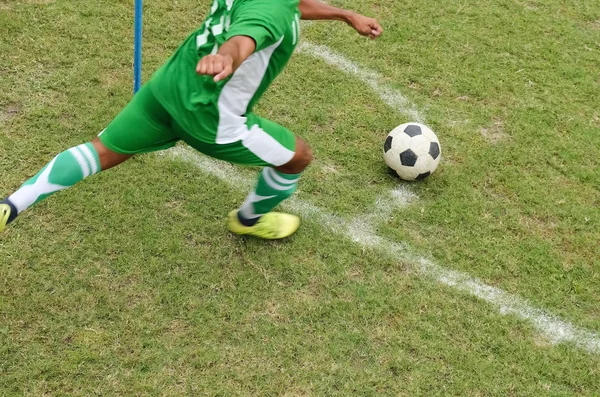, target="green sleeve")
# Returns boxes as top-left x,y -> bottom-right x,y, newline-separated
225,1 -> 289,51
